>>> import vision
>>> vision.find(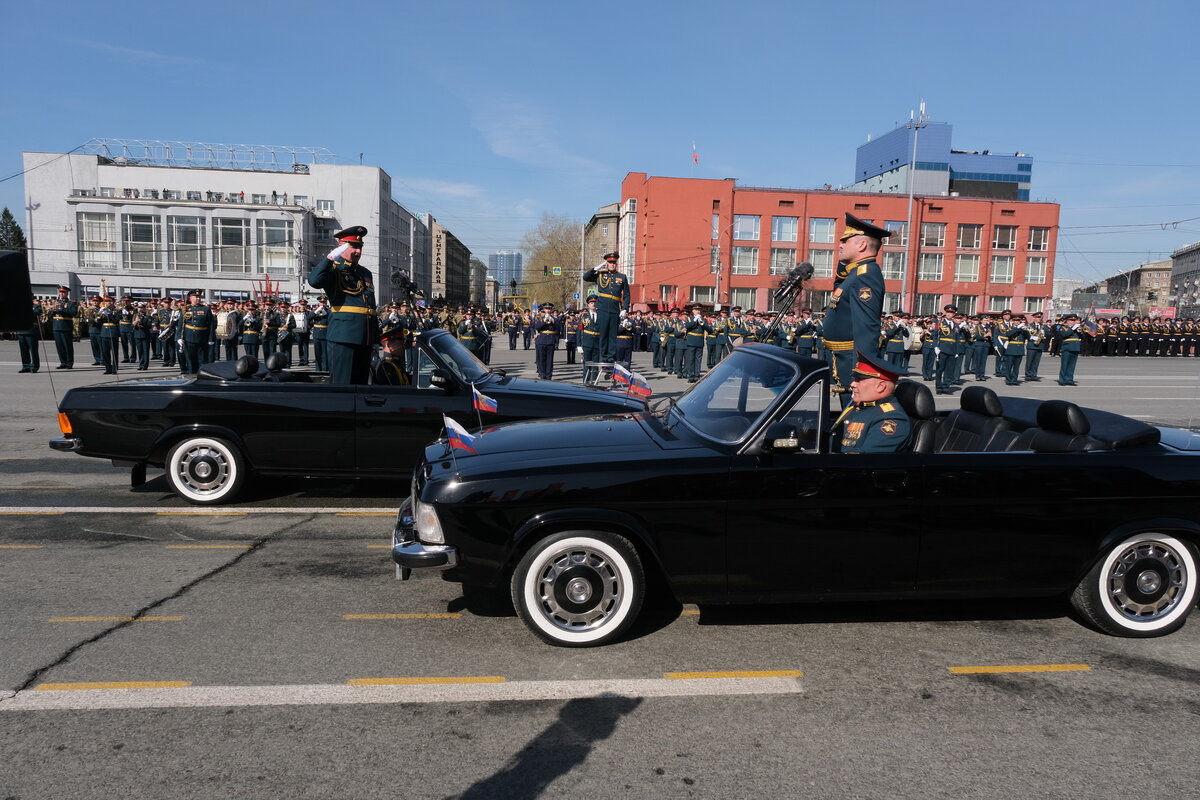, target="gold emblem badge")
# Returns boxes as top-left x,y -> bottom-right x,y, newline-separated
880,420 -> 898,436
858,287 -> 873,302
